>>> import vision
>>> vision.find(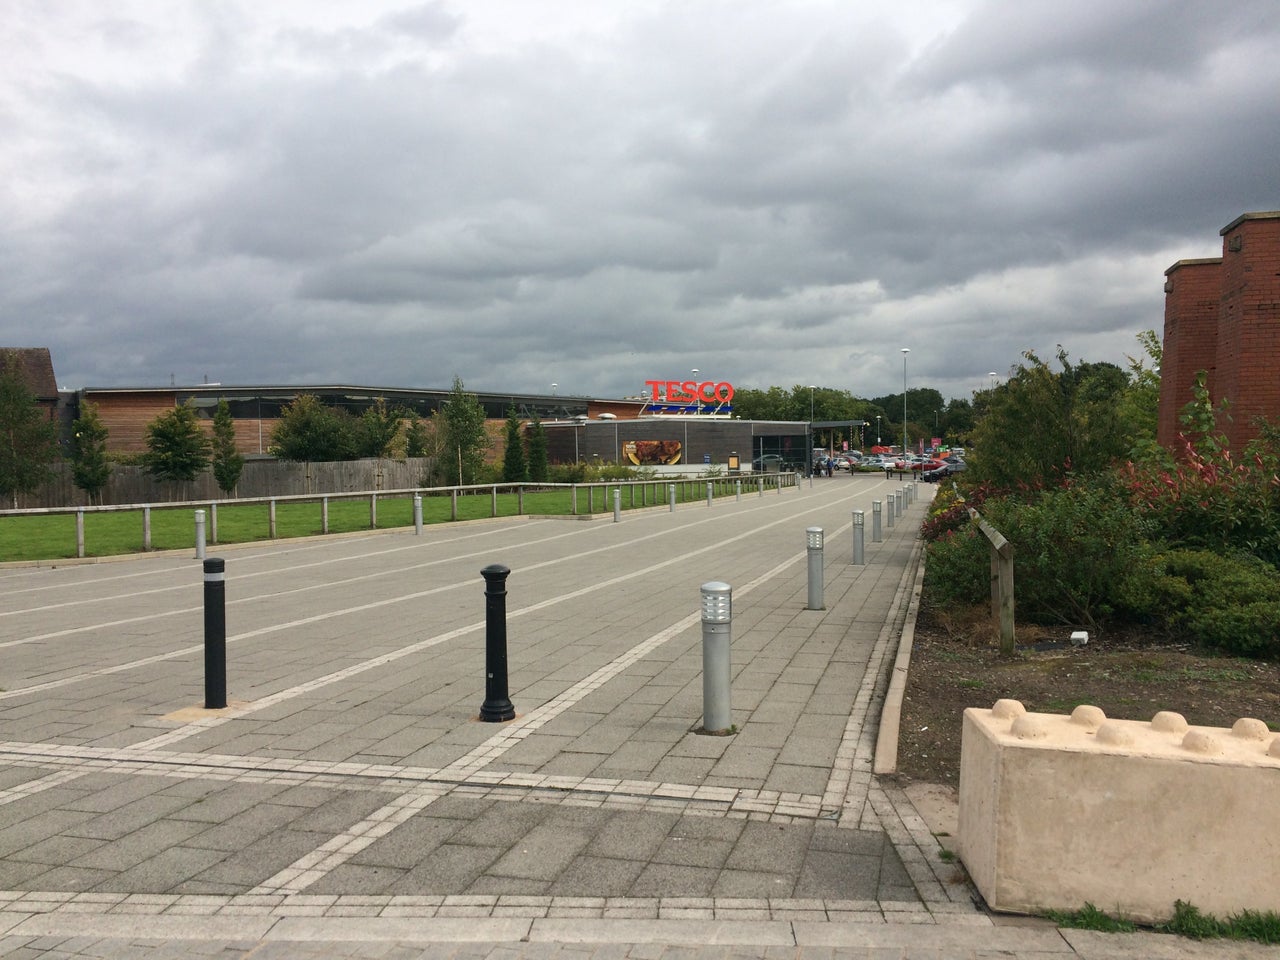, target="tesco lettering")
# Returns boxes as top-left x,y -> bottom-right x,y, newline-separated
645,380 -> 735,404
